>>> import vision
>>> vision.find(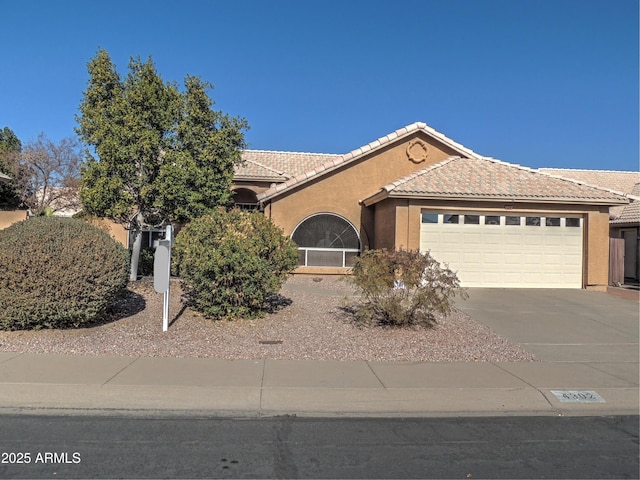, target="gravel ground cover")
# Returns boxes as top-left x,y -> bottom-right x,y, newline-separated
0,275 -> 537,362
